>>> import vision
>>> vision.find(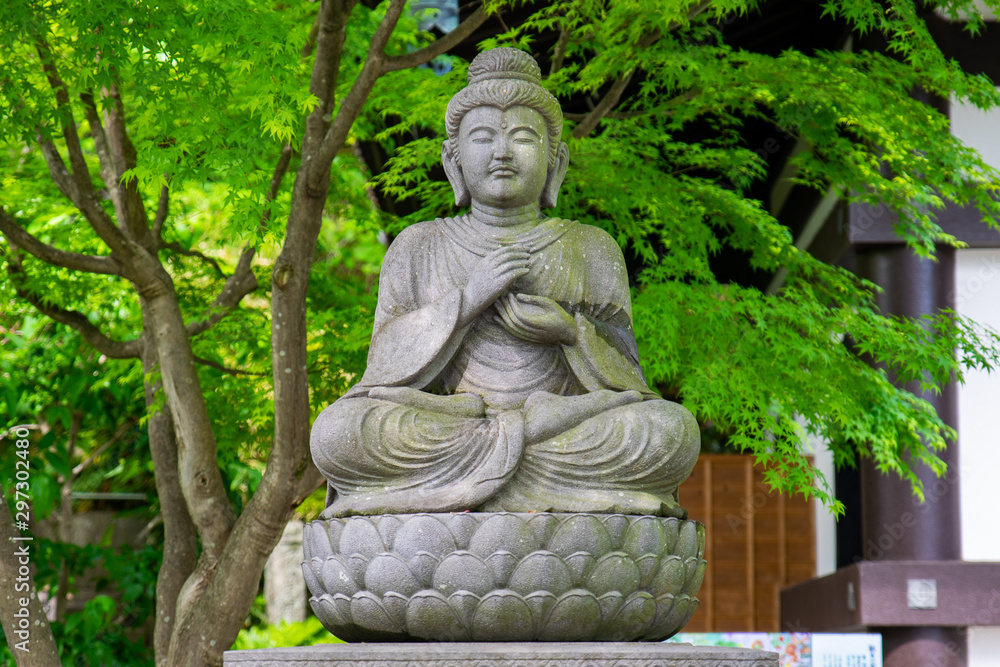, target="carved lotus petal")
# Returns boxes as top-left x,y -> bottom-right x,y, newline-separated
564,551 -> 597,585
393,514 -> 456,560
623,516 -> 667,559
433,552 -> 494,596
347,554 -> 369,584
406,591 -> 470,641
661,518 -> 679,554
684,557 -> 705,592
596,590 -> 623,623
448,590 -> 481,626
675,521 -> 699,558
524,591 -> 556,627
331,593 -> 353,626
382,592 -> 408,630
364,553 -> 422,597
525,512 -> 559,546
537,589 -> 601,641
321,556 -> 360,596
407,551 -> 440,588
684,558 -> 706,594
310,594 -> 348,629
547,515 -> 611,558
587,552 -> 640,596
470,590 -> 534,641
303,522 -> 334,562
350,591 -> 402,634
326,520 -> 344,552
647,593 -> 694,641
602,591 -> 655,640
339,519 -> 384,559
601,514 -> 629,550
302,559 -> 323,596
507,551 -> 574,597
635,554 -> 660,586
468,514 -> 539,560
650,554 -> 685,593
439,512 -> 479,549
485,551 -> 518,586
375,515 -> 403,550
